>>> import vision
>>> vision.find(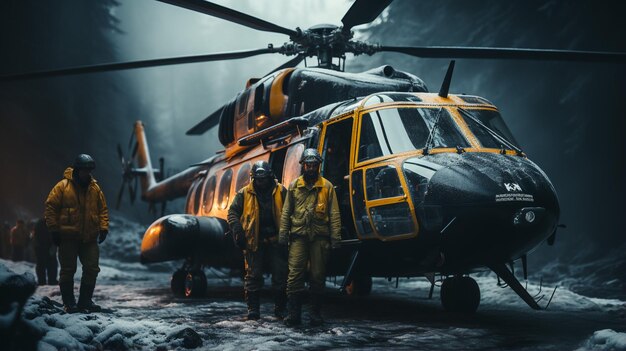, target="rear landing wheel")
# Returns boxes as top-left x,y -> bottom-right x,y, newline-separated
345,276 -> 372,296
440,276 -> 480,313
171,269 -> 186,297
184,269 -> 207,298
